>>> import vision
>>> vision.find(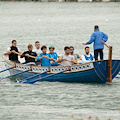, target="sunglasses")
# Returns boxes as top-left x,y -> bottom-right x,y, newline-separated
70,49 -> 74,51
